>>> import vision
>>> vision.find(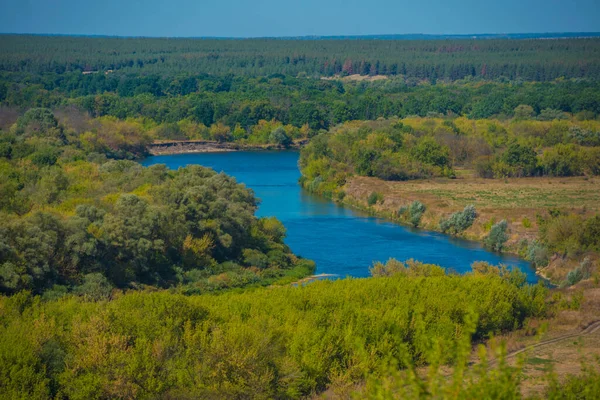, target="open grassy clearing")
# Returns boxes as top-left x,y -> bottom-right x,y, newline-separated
344,174 -> 600,244
347,175 -> 600,212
